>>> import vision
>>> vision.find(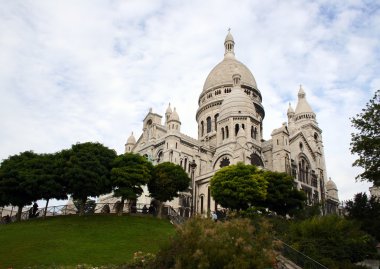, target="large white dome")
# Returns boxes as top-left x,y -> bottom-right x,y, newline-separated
203,58 -> 257,92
